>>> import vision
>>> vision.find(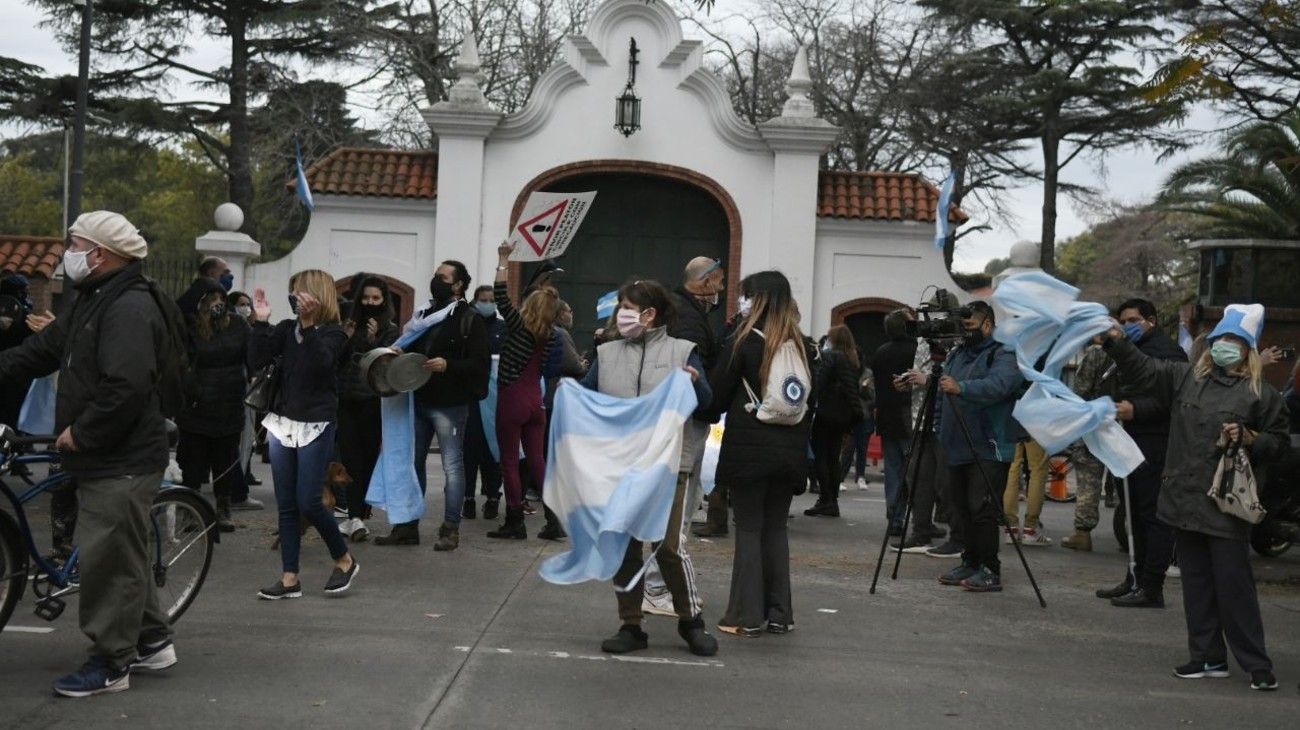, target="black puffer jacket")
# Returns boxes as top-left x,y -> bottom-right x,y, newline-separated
668,286 -> 721,371
178,317 -> 250,437
0,262 -> 169,479
815,348 -> 864,427
339,318 -> 399,401
706,328 -> 818,486
1106,336 -> 1290,541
